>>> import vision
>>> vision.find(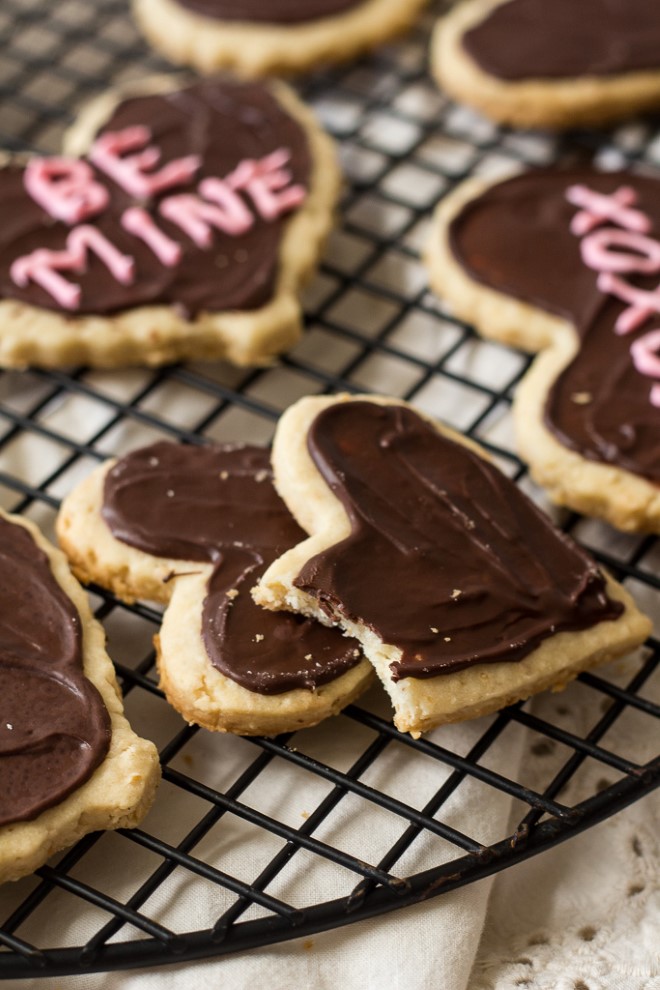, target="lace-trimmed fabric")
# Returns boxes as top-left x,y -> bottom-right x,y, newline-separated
469,652 -> 660,990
